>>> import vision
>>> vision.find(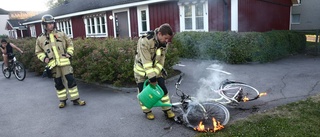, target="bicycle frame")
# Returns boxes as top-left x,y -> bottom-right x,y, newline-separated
8,57 -> 17,71
207,87 -> 242,105
207,80 -> 262,106
171,75 -> 230,129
